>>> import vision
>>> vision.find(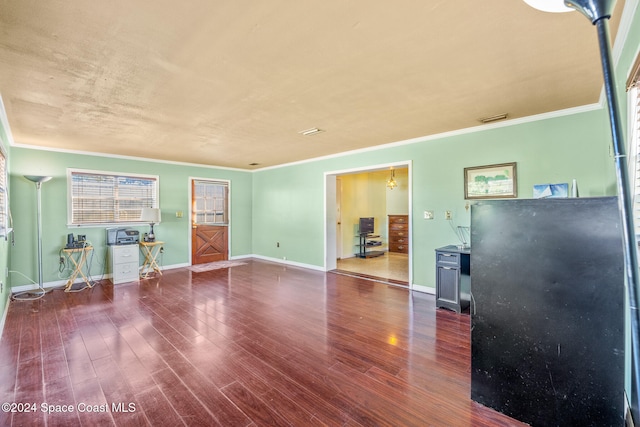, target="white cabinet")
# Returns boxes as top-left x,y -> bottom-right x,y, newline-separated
109,244 -> 139,284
